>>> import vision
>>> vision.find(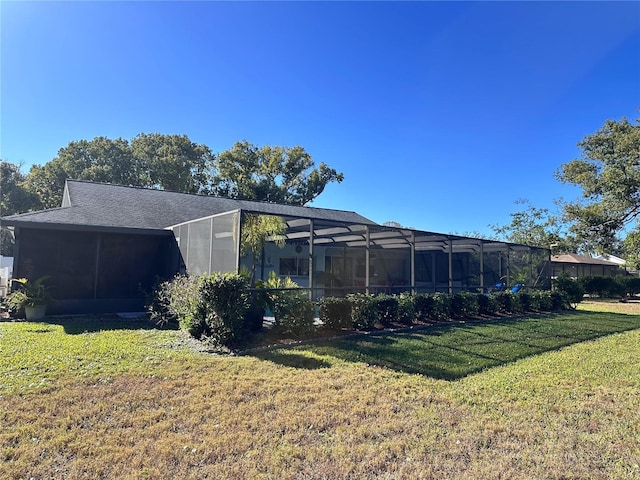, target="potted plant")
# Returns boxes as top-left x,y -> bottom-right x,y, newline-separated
4,276 -> 53,321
